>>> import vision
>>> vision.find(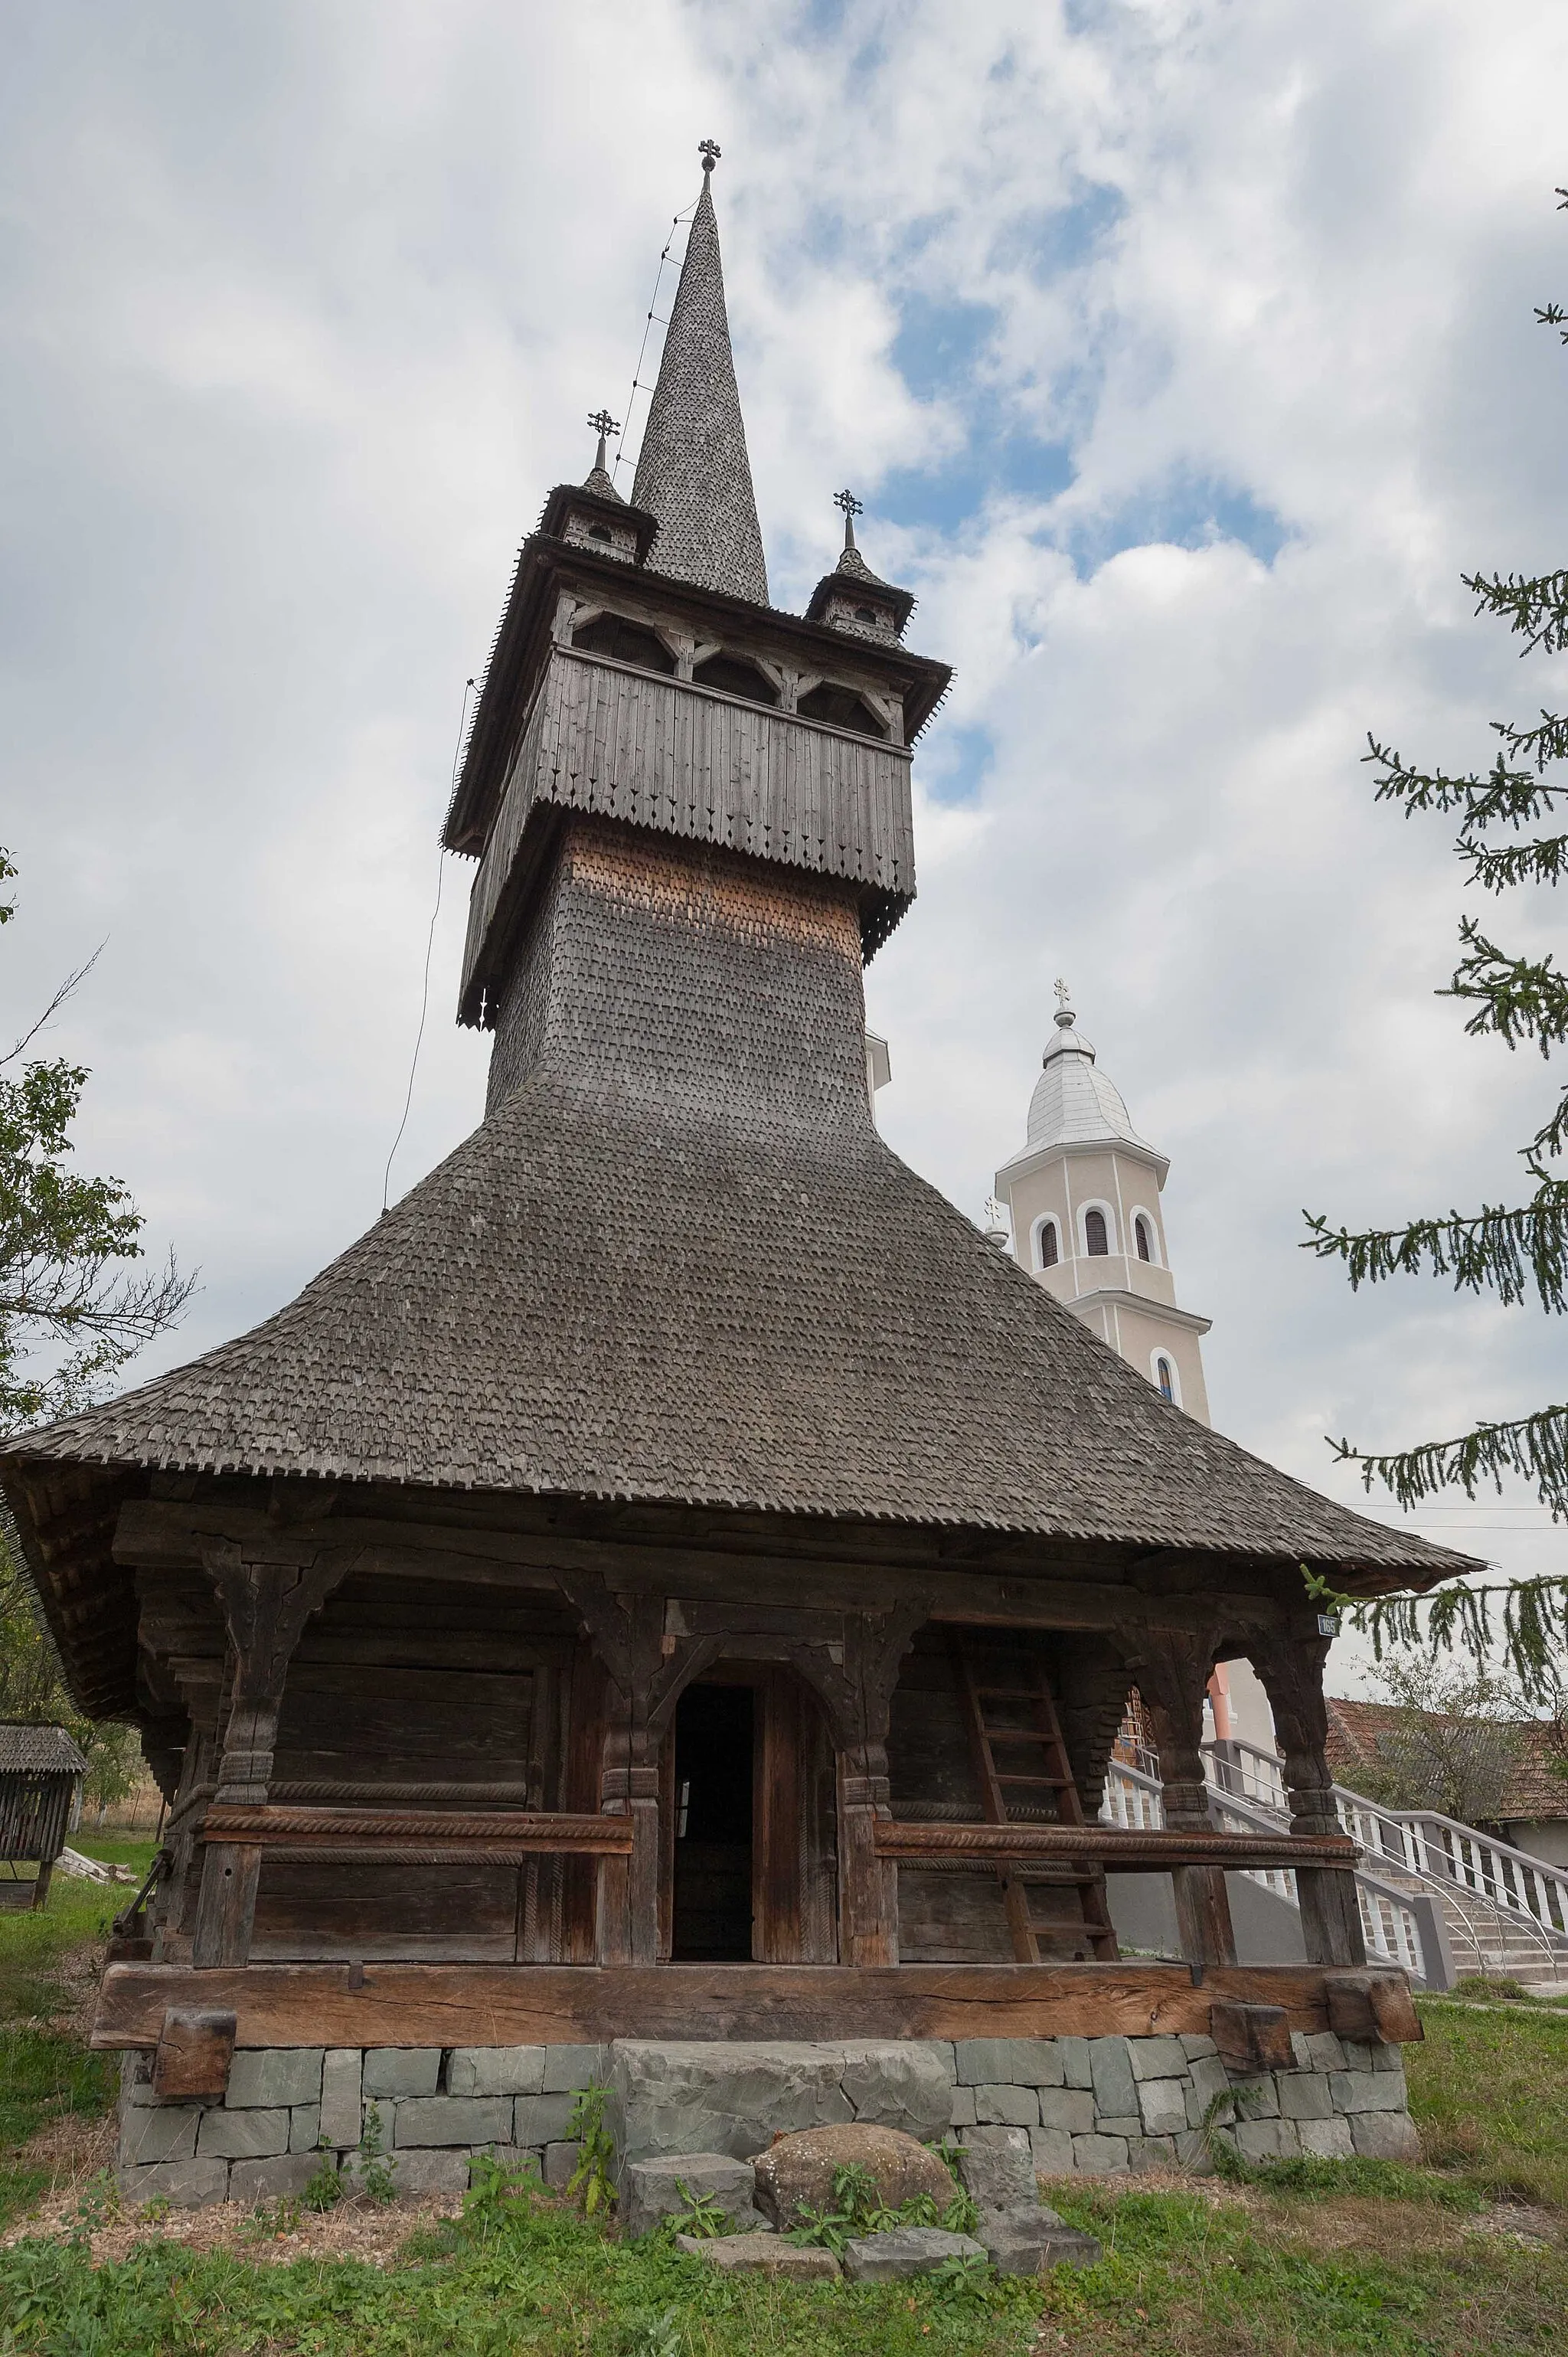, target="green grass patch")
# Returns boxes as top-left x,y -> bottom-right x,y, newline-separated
0,1856 -> 129,2231
1408,1995 -> 1568,2207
